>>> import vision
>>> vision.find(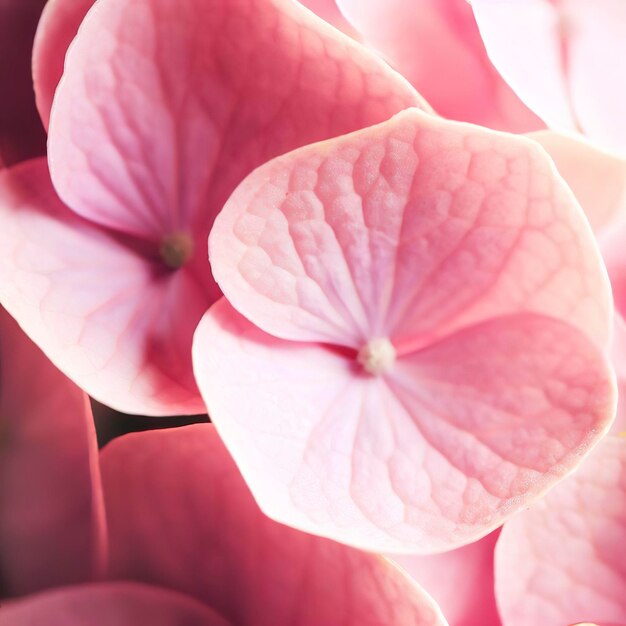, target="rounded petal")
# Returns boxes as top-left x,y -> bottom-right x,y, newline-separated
0,159 -> 207,415
0,308 -> 105,598
193,300 -> 615,552
32,0 -> 94,130
528,130 -> 626,234
210,108 -> 611,350
48,0 -> 425,240
336,0 -> 541,131
0,583 -> 229,626
0,0 -> 47,167
391,532 -> 500,626
495,436 -> 626,626
101,423 -> 448,626
472,0 -> 626,153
